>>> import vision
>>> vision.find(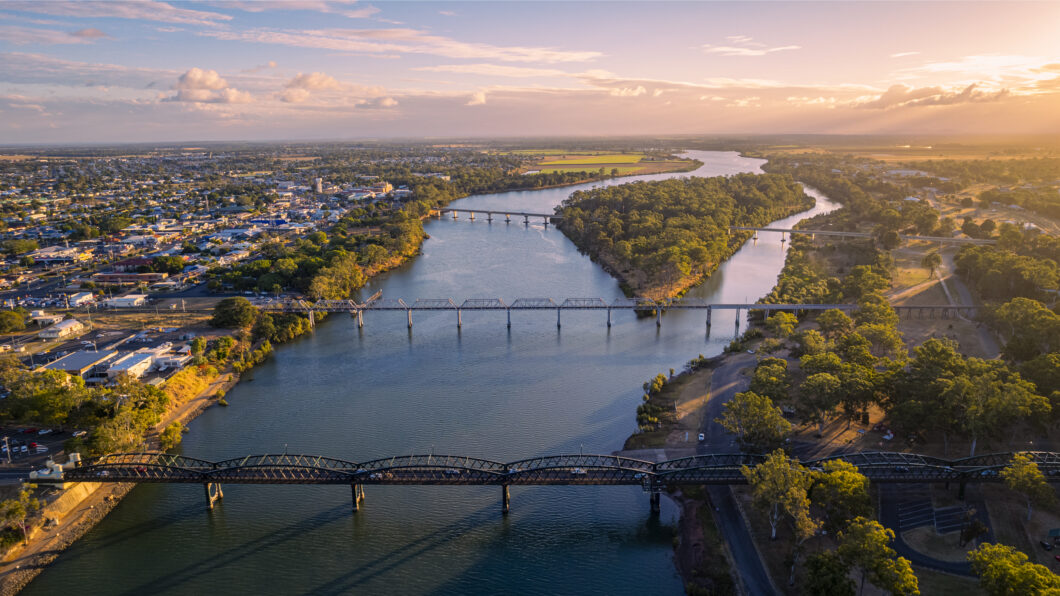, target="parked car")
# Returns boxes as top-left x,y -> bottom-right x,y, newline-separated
72,430 -> 87,438
1041,540 -> 1054,551
698,433 -> 705,442
37,428 -> 52,435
